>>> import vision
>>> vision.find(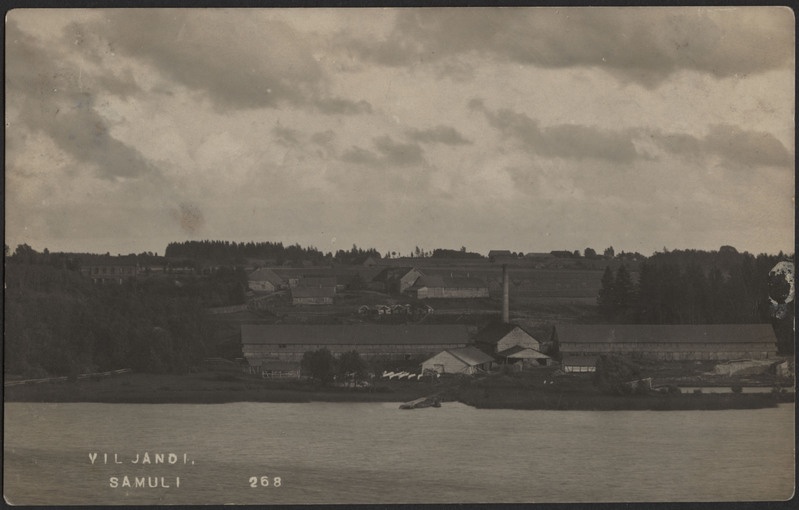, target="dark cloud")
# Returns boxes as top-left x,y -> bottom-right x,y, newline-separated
173,202 -> 205,235
88,10 -> 324,110
311,130 -> 336,146
340,8 -> 793,87
341,146 -> 381,166
273,125 -> 301,147
6,20 -> 154,180
340,136 -> 427,168
315,98 -> 372,115
478,104 -> 639,163
656,125 -> 792,168
406,125 -> 471,145
373,136 -> 426,167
